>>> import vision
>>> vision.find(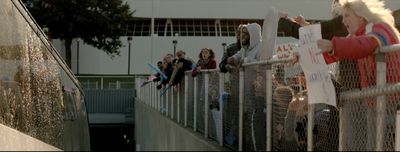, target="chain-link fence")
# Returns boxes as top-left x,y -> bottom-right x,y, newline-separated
135,44 -> 400,151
